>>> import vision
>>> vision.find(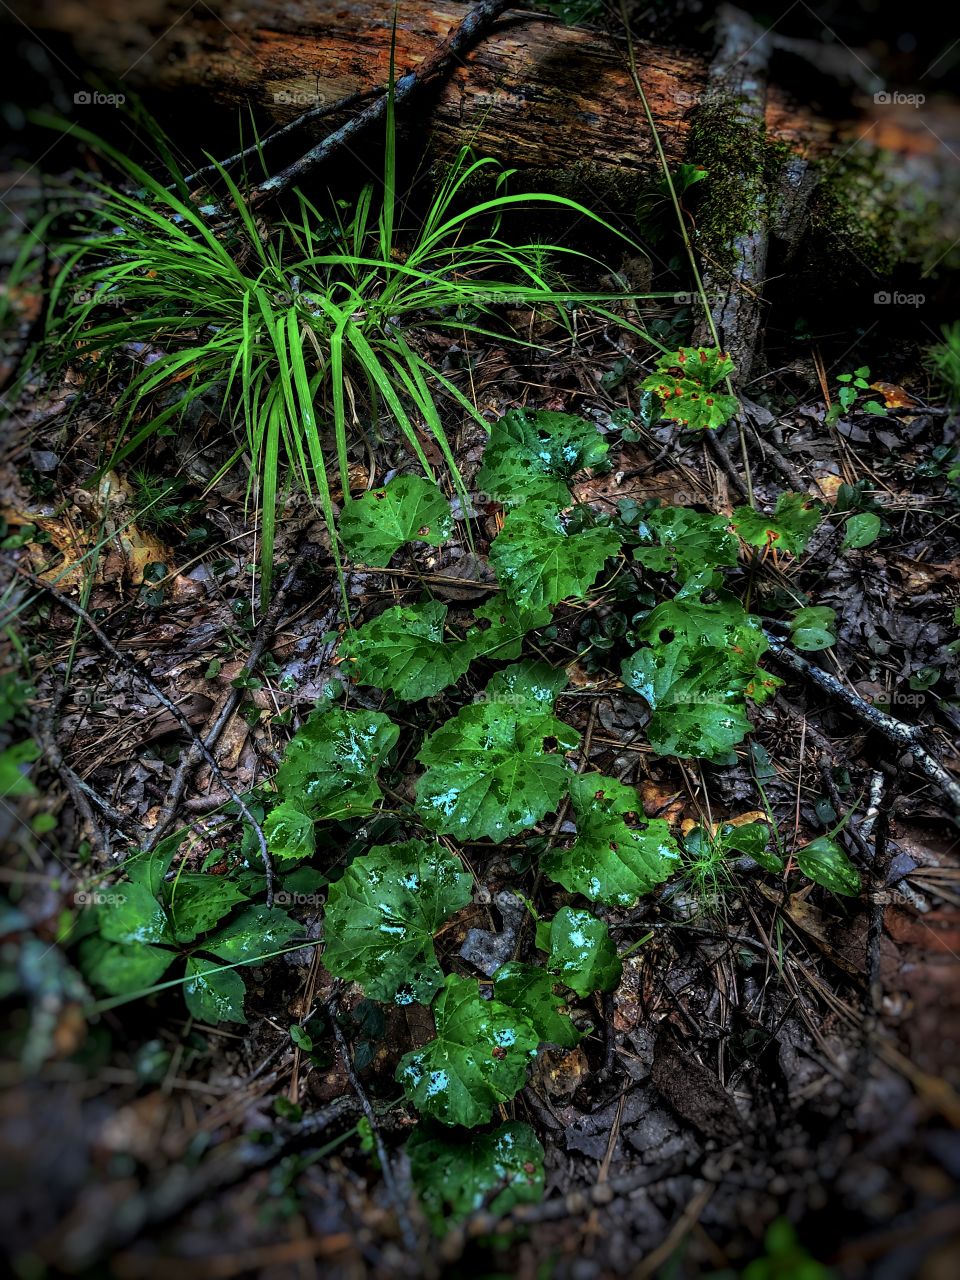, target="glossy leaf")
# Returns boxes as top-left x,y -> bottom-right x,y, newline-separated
408,1121 -> 545,1233
492,961 -> 582,1048
167,875 -> 248,944
395,975 -> 539,1126
543,773 -> 680,906
183,956 -> 247,1023
323,841 -> 472,1005
415,697 -> 579,841
339,600 -> 473,700
632,506 -> 739,578
489,501 -> 621,609
273,707 -> 399,821
81,937 -> 173,996
340,476 -> 453,566
842,511 -> 882,550
205,905 -> 303,963
464,596 -> 552,663
475,407 -> 609,505
264,800 -> 316,861
796,836 -> 861,897
536,907 -> 622,997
